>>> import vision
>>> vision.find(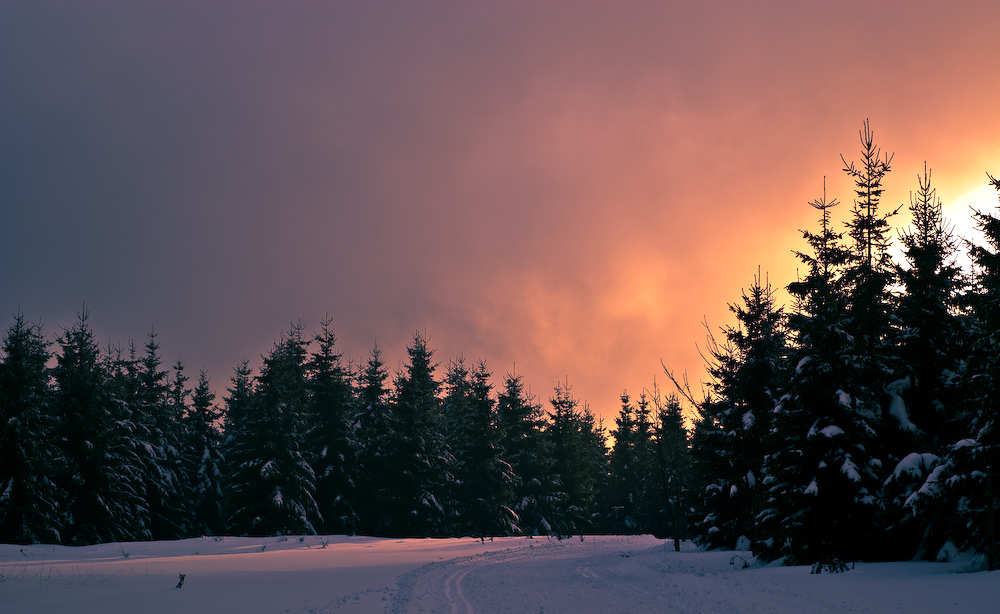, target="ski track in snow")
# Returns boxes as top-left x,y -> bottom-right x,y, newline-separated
390,537 -> 692,613
395,536 -> 705,613
444,567 -> 473,614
